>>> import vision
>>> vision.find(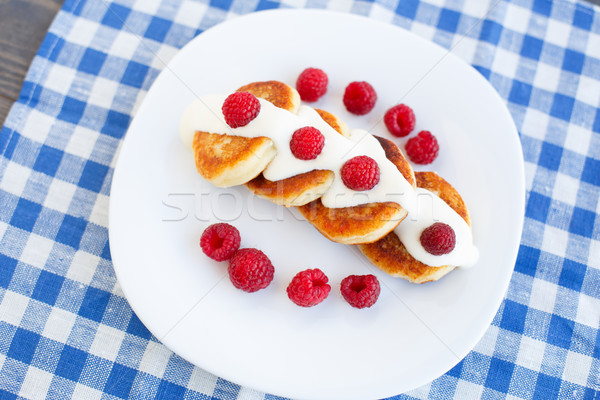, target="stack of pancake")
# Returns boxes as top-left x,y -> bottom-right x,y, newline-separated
188,81 -> 472,283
